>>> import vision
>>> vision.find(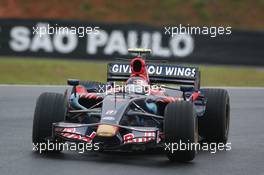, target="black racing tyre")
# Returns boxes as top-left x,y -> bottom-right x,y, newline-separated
32,92 -> 66,152
78,81 -> 107,93
198,88 -> 230,144
164,101 -> 196,162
